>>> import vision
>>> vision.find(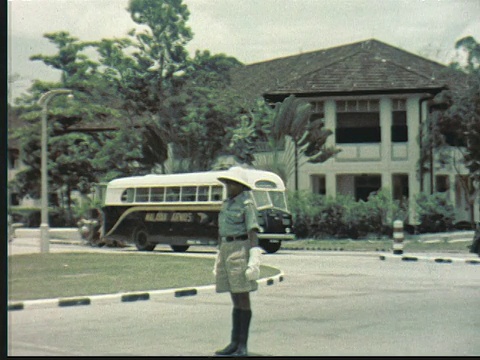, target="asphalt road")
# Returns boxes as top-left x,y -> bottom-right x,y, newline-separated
7,238 -> 480,356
